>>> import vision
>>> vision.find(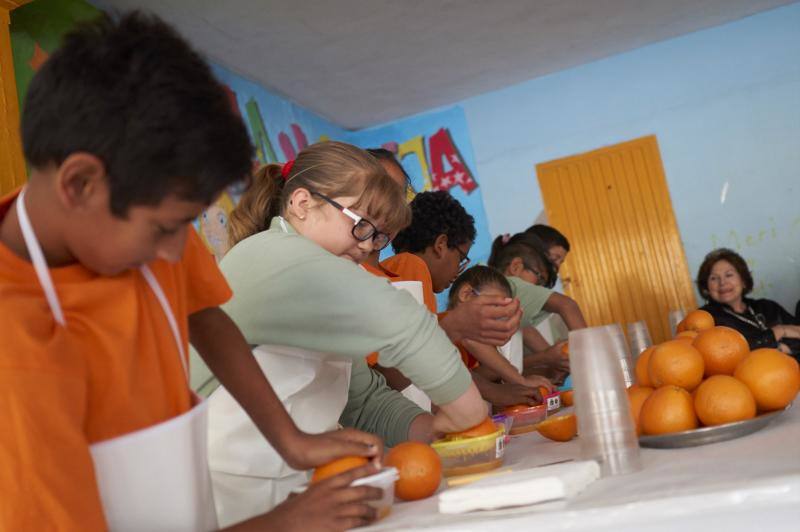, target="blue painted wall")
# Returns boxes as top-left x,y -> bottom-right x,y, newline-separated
460,3 -> 800,310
